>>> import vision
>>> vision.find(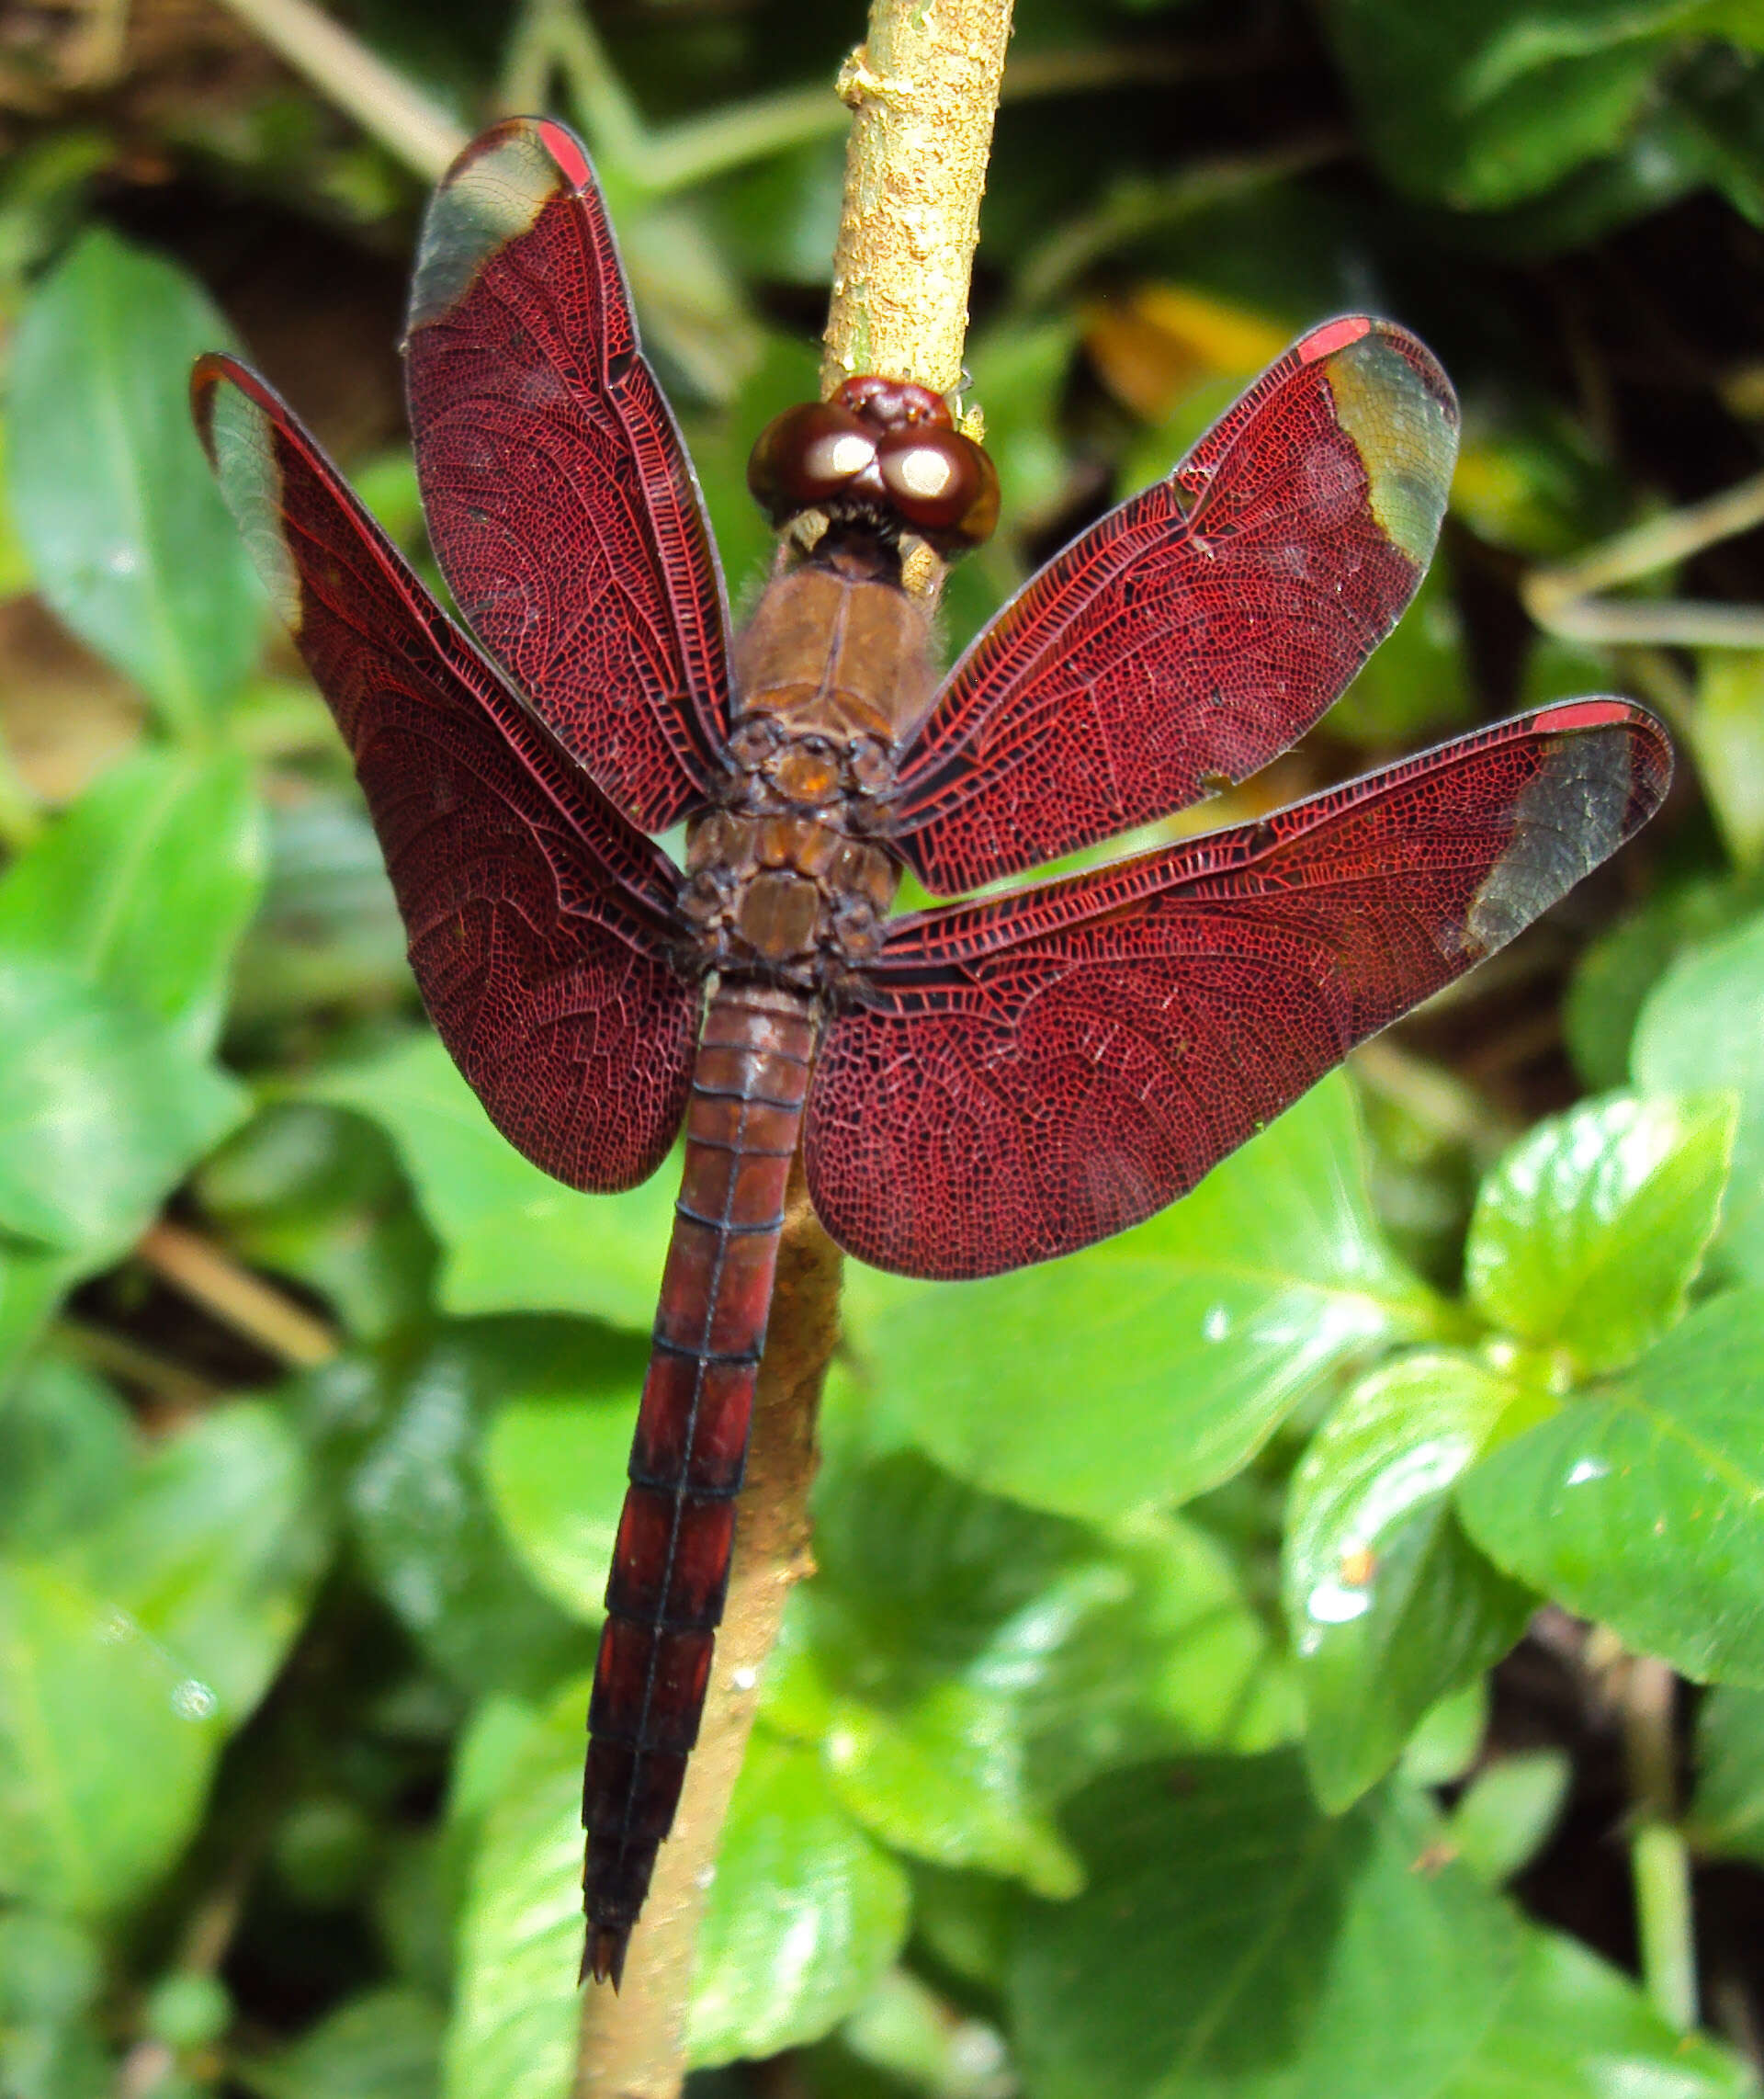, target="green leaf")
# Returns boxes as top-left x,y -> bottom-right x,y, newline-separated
1463,1092 -> 1736,1372
481,1378 -> 643,1623
689,1730 -> 912,2066
8,229 -> 263,735
0,1356 -> 131,1552
303,1036 -> 677,1329
0,1910 -> 106,2099
1285,1353 -> 1533,1810
342,1328 -> 597,1697
1687,650 -> 1764,867
0,747 -> 265,1057
1320,0 -> 1705,210
858,1074 -> 1440,1521
1634,912 -> 1764,1284
58,1401 -> 327,1724
1688,1685 -> 1764,1865
0,956 -> 245,1258
1434,1923 -> 1752,2098
0,1558 -> 222,1916
238,1989 -> 443,2099
1009,1755 -> 1519,2099
442,1691 -> 581,2099
1458,1290 -> 1764,1685
1446,1753 -> 1572,1886
0,1251 -> 80,1392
